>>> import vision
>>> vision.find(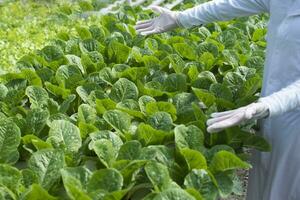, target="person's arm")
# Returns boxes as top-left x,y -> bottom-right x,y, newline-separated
259,80 -> 300,117
135,0 -> 269,36
206,80 -> 300,133
178,0 -> 270,28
